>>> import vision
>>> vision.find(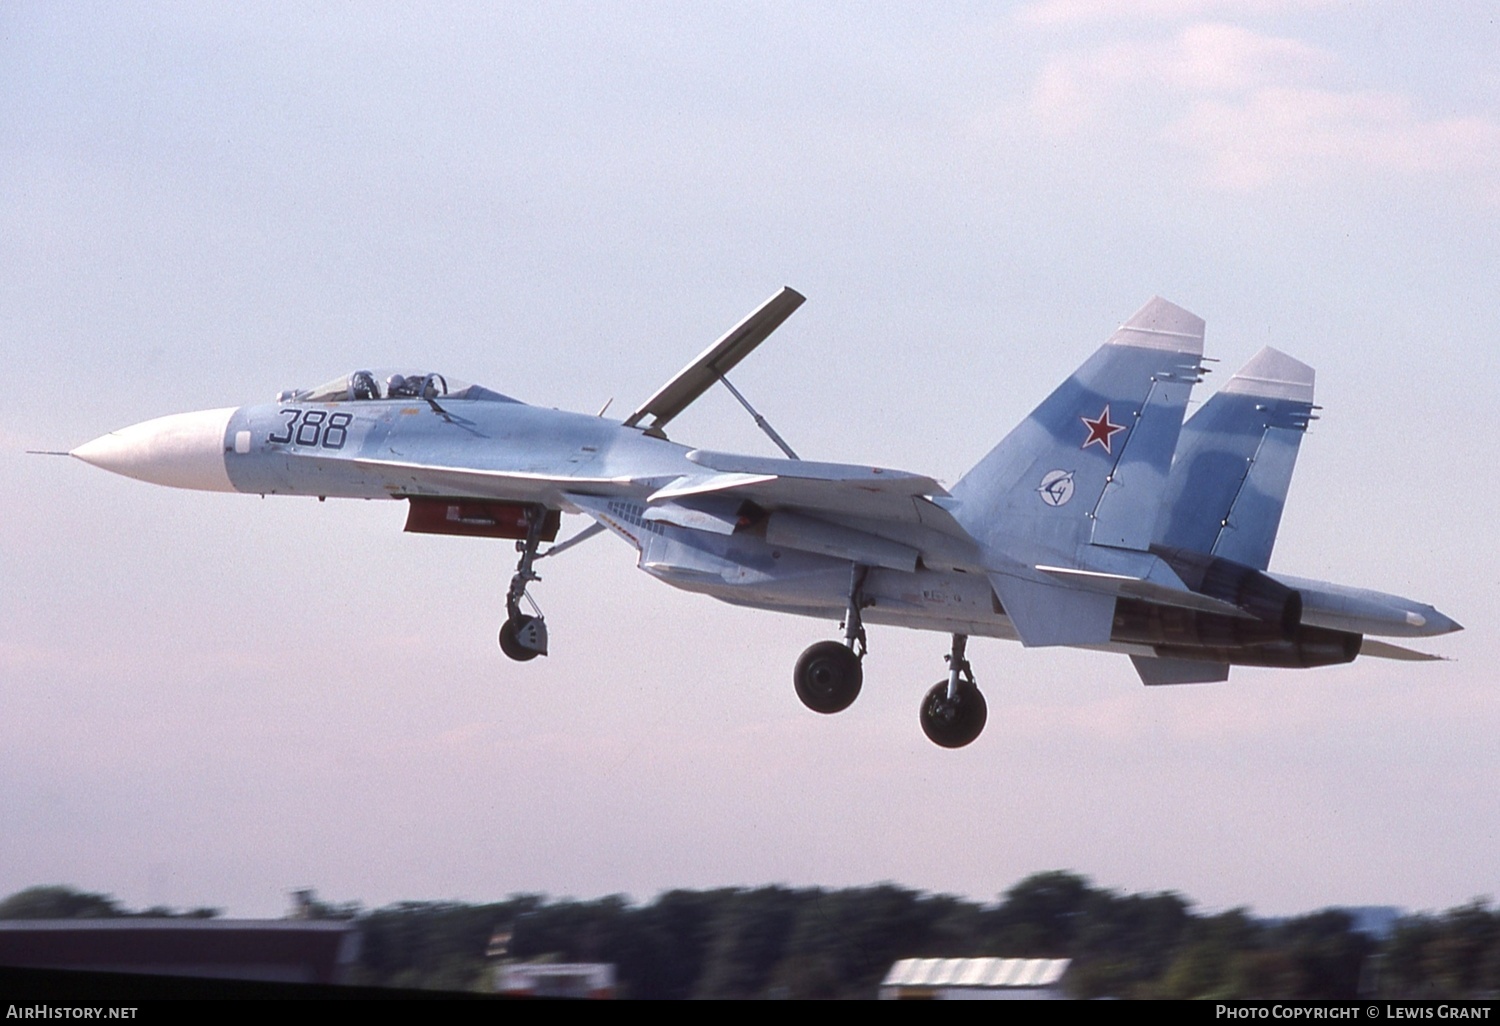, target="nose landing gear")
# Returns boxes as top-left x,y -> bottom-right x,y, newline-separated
499,510 -> 549,661
499,613 -> 546,661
